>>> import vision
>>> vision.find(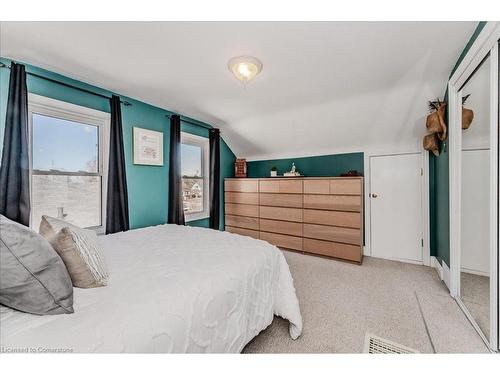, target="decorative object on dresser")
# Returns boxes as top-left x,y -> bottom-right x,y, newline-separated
283,162 -> 301,177
270,166 -> 278,177
340,170 -> 363,177
234,158 -> 247,178
224,177 -> 364,263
